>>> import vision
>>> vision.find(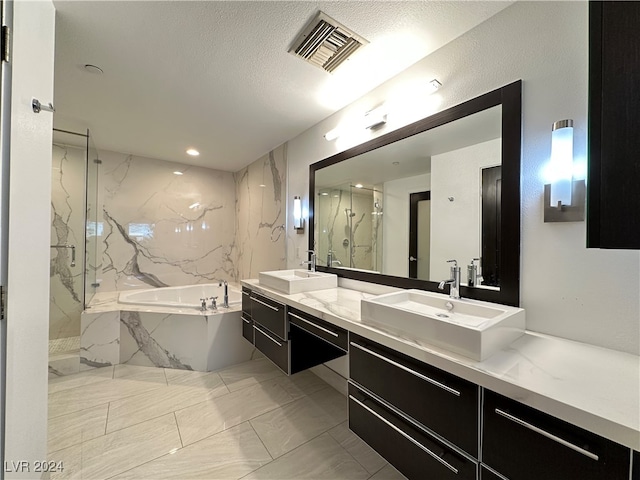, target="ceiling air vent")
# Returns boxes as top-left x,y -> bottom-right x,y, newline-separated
289,12 -> 368,73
